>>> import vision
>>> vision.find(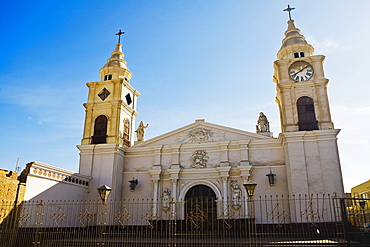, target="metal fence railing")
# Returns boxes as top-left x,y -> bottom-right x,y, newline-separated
0,195 -> 369,246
